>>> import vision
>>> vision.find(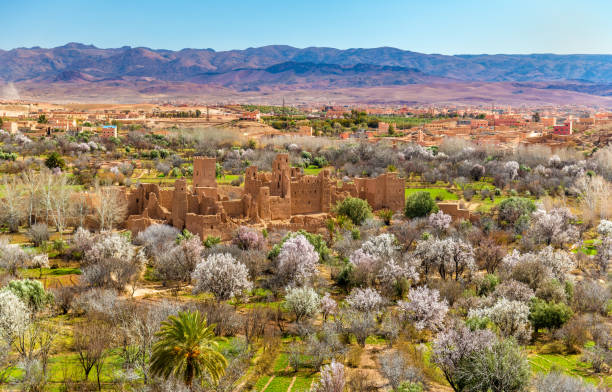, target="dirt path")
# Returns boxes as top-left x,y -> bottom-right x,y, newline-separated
287,376 -> 297,392
260,375 -> 275,392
